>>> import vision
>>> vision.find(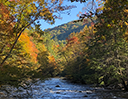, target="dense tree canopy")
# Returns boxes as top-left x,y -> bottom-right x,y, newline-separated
64,0 -> 128,90
0,0 -> 128,94
0,0 -> 74,87
0,0 -> 74,66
